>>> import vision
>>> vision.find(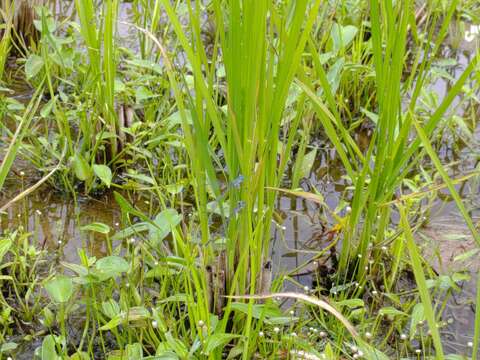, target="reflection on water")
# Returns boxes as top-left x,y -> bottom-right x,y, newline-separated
0,184 -> 120,263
